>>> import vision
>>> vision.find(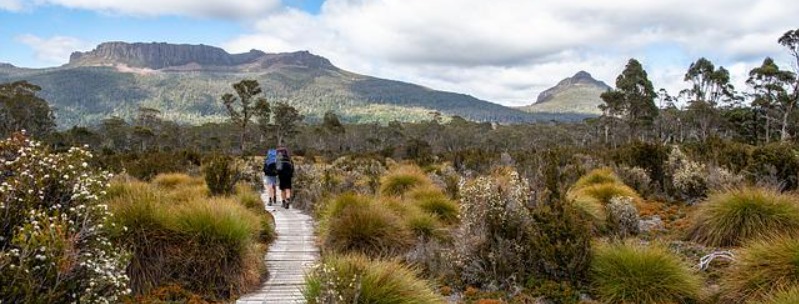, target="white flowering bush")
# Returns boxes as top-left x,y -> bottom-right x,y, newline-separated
0,133 -> 129,303
454,168 -> 592,299
453,169 -> 534,289
667,147 -> 708,201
